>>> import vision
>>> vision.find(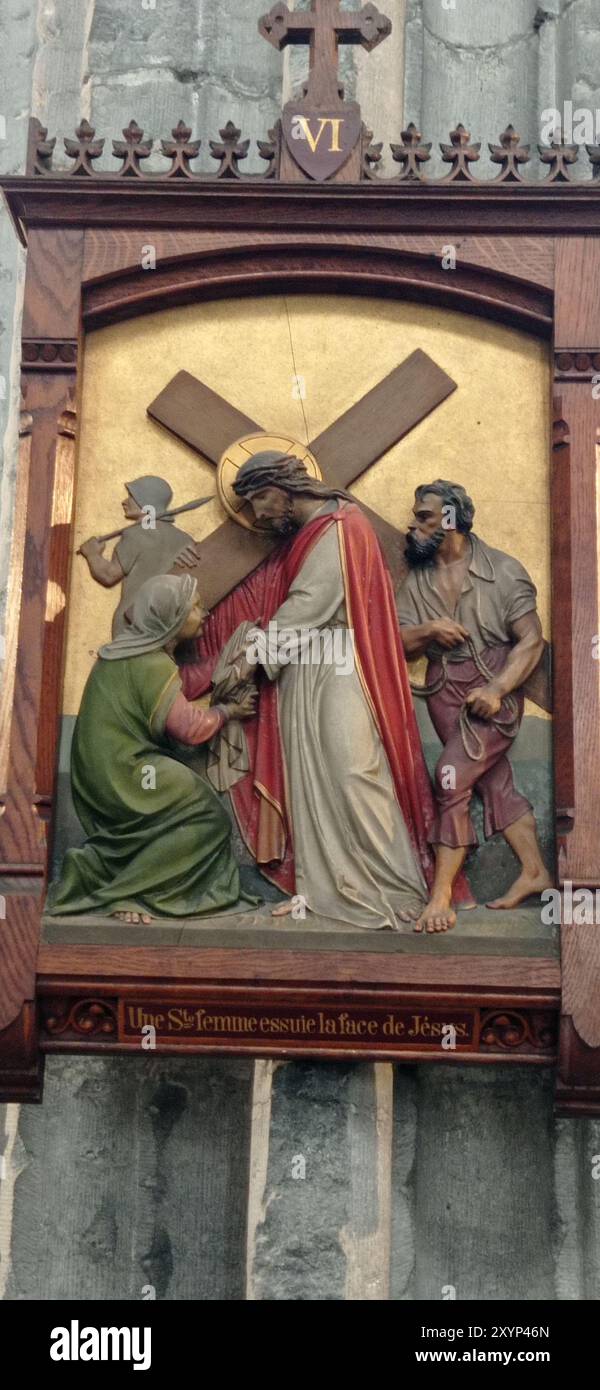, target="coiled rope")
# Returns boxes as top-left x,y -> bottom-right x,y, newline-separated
409,636 -> 520,762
